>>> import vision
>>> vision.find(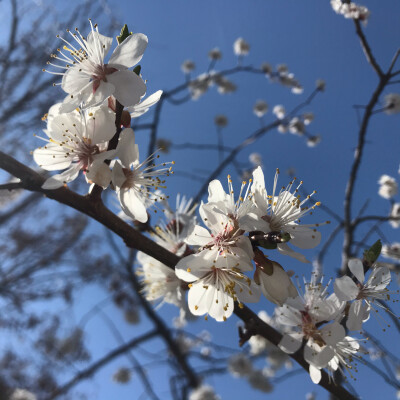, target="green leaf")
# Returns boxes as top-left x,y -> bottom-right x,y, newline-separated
363,239 -> 382,265
117,24 -> 132,44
